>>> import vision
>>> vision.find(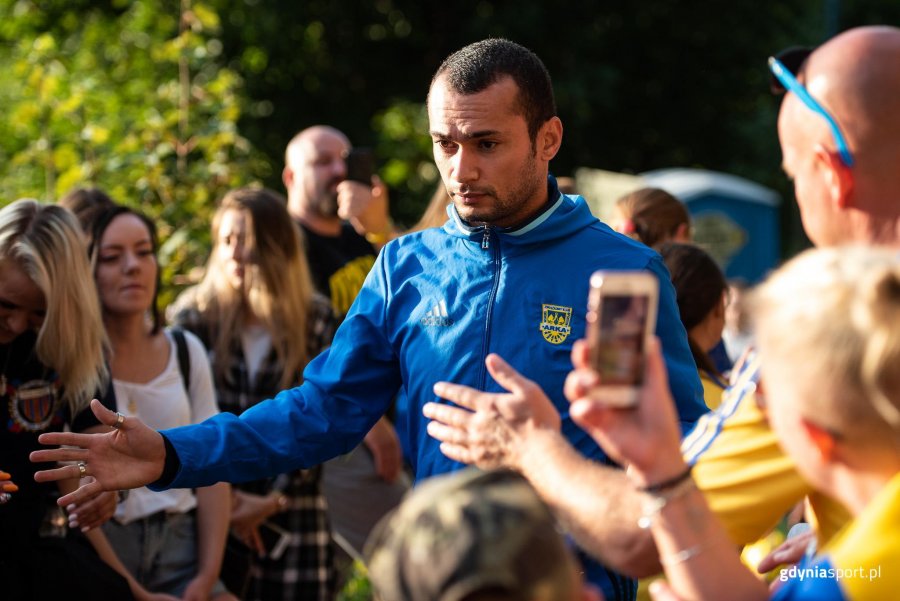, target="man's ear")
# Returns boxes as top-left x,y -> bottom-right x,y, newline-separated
800,417 -> 839,463
537,116 -> 563,162
282,166 -> 294,190
814,144 -> 855,209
